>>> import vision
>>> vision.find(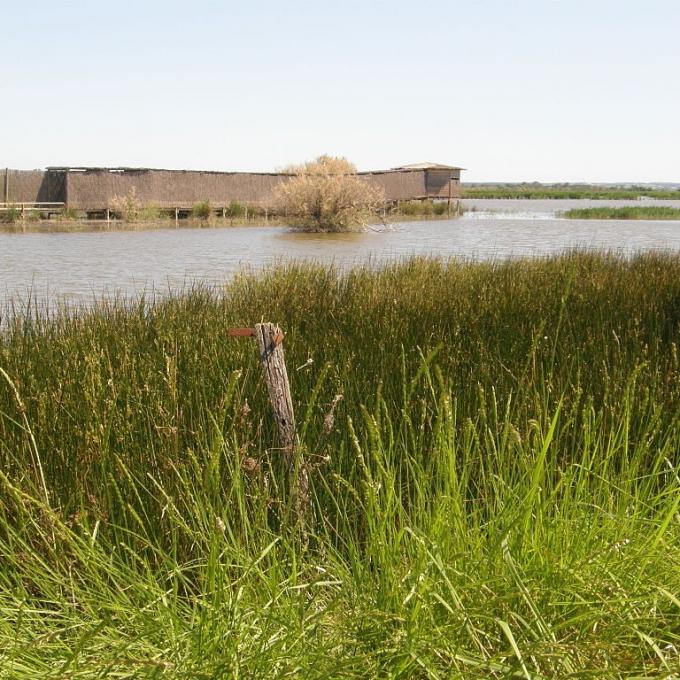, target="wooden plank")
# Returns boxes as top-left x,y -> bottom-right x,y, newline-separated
227,327 -> 256,337
0,202 -> 65,208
